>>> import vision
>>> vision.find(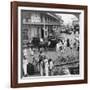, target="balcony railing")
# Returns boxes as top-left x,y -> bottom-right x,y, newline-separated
23,19 -> 60,26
